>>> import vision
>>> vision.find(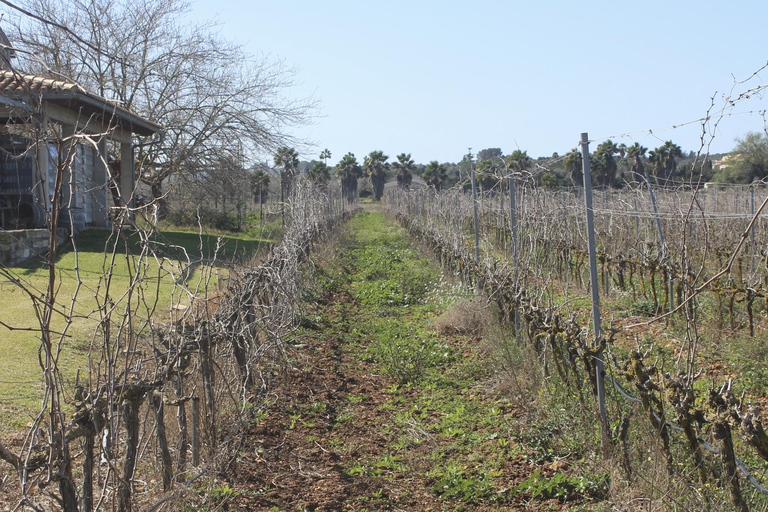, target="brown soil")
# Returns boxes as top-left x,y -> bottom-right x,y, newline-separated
223,291 -> 583,511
